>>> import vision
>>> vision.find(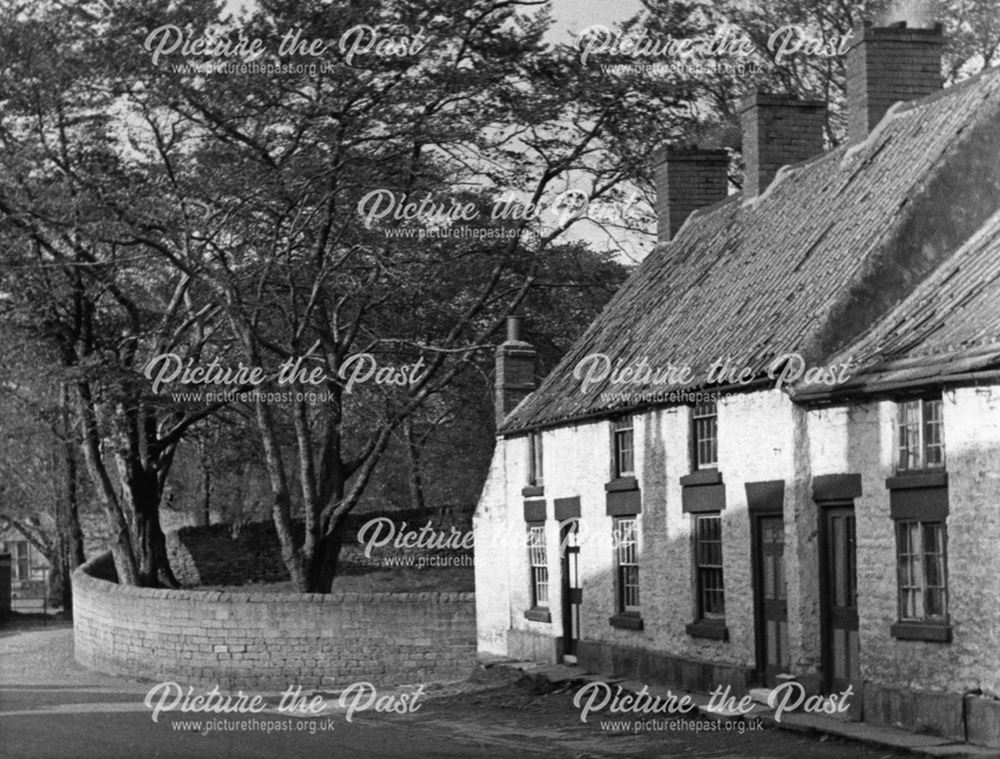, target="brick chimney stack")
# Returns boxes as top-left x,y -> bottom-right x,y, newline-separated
740,94 -> 826,197
846,21 -> 944,144
653,147 -> 729,243
495,315 -> 536,428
